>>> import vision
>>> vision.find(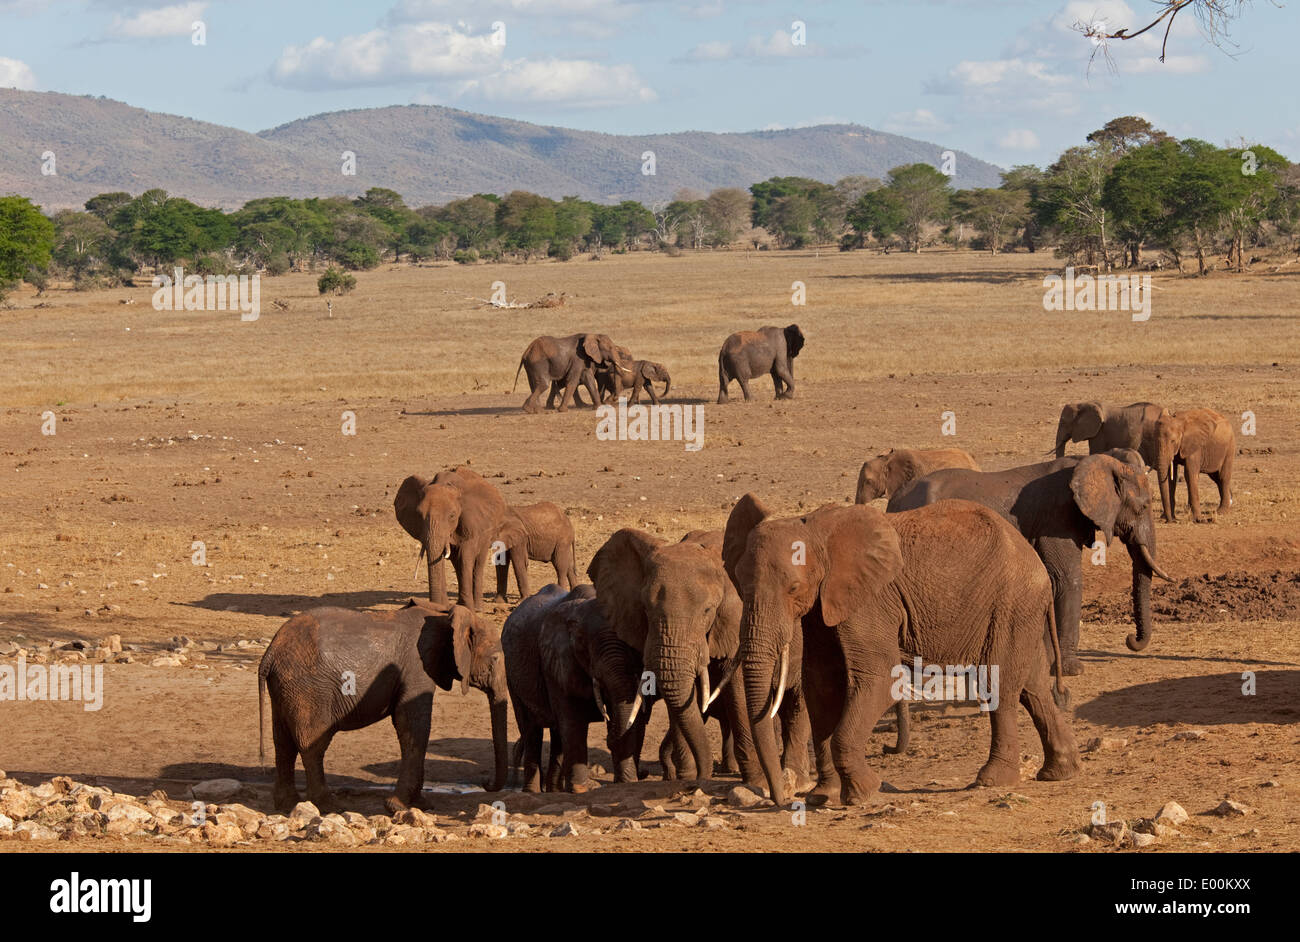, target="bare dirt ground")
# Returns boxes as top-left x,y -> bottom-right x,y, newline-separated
1,248 -> 1297,852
